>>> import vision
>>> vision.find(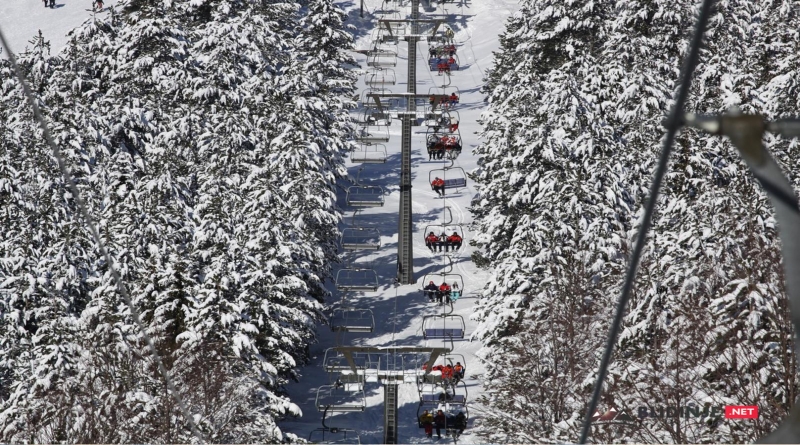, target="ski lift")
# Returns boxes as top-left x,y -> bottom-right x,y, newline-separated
308,427 -> 362,445
425,128 -> 462,161
346,185 -> 384,207
418,379 -> 468,405
336,267 -> 379,291
330,308 -> 375,333
428,166 -> 468,191
350,144 -> 388,164
341,225 -> 381,250
417,404 -> 469,435
365,69 -> 397,87
353,125 -> 389,144
429,54 -> 460,73
367,52 -> 397,68
420,272 -> 464,305
422,314 -> 465,340
417,353 -> 467,385
421,224 -> 465,255
316,384 -> 367,412
362,109 -> 392,126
